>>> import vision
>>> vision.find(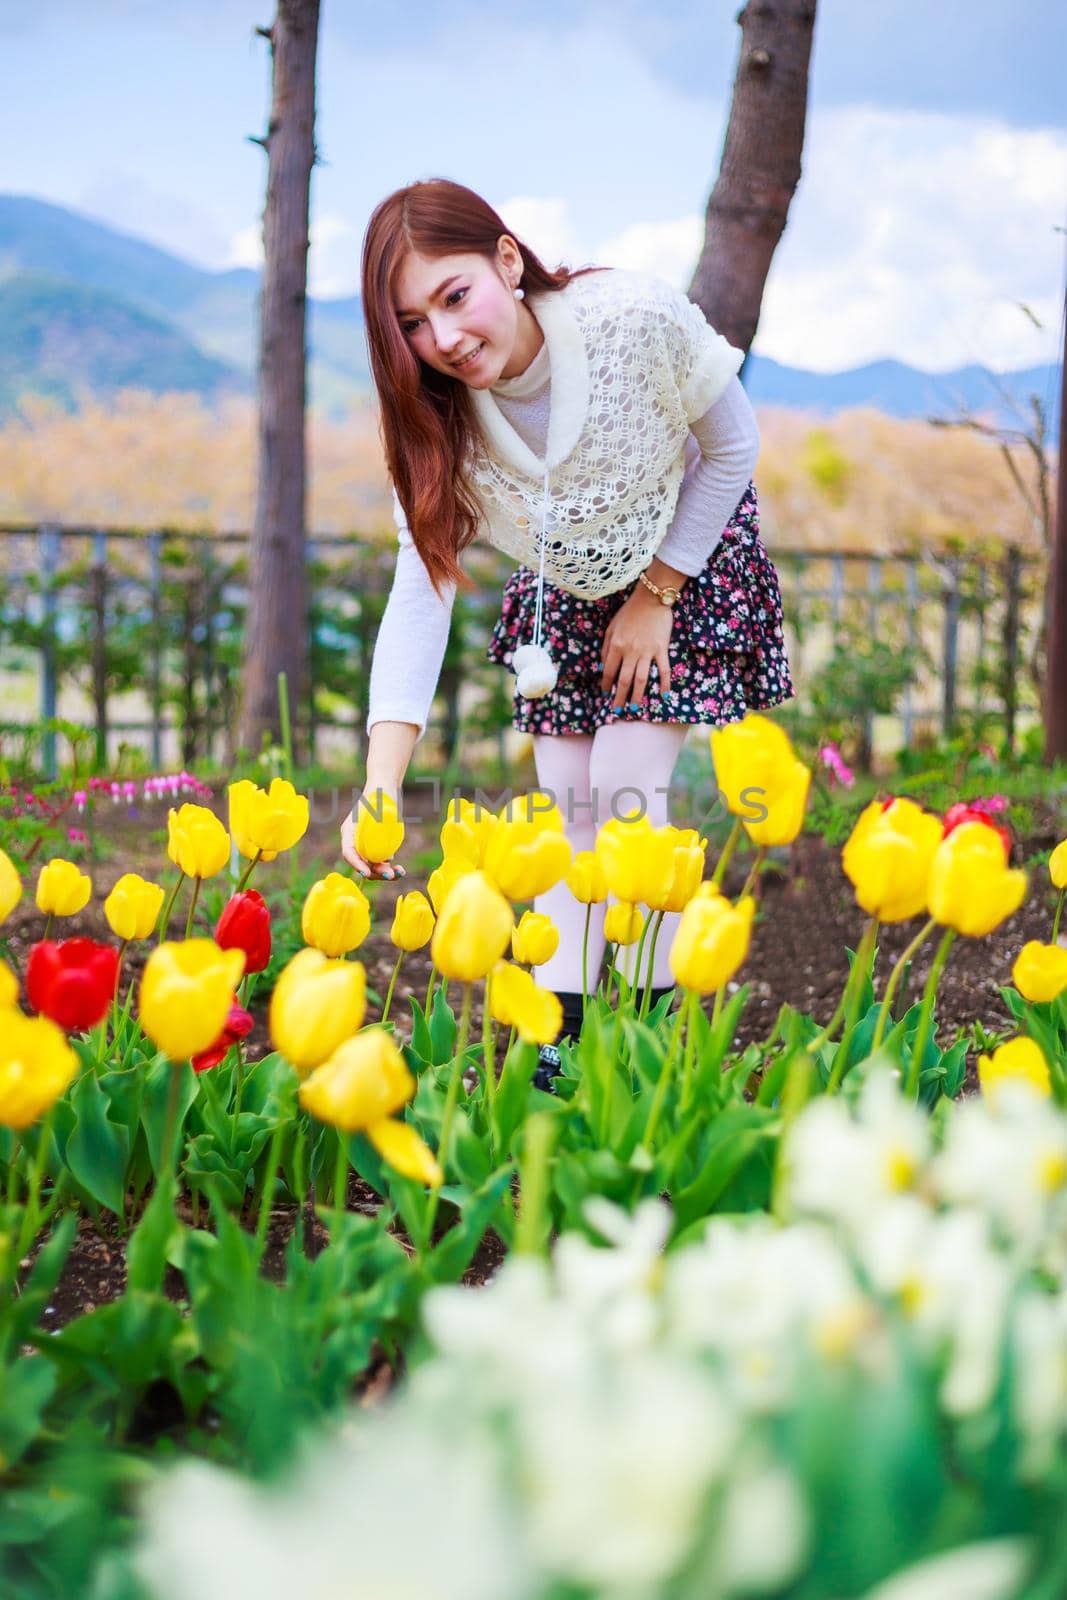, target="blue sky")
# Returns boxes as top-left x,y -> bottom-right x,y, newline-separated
2,0 -> 1065,373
